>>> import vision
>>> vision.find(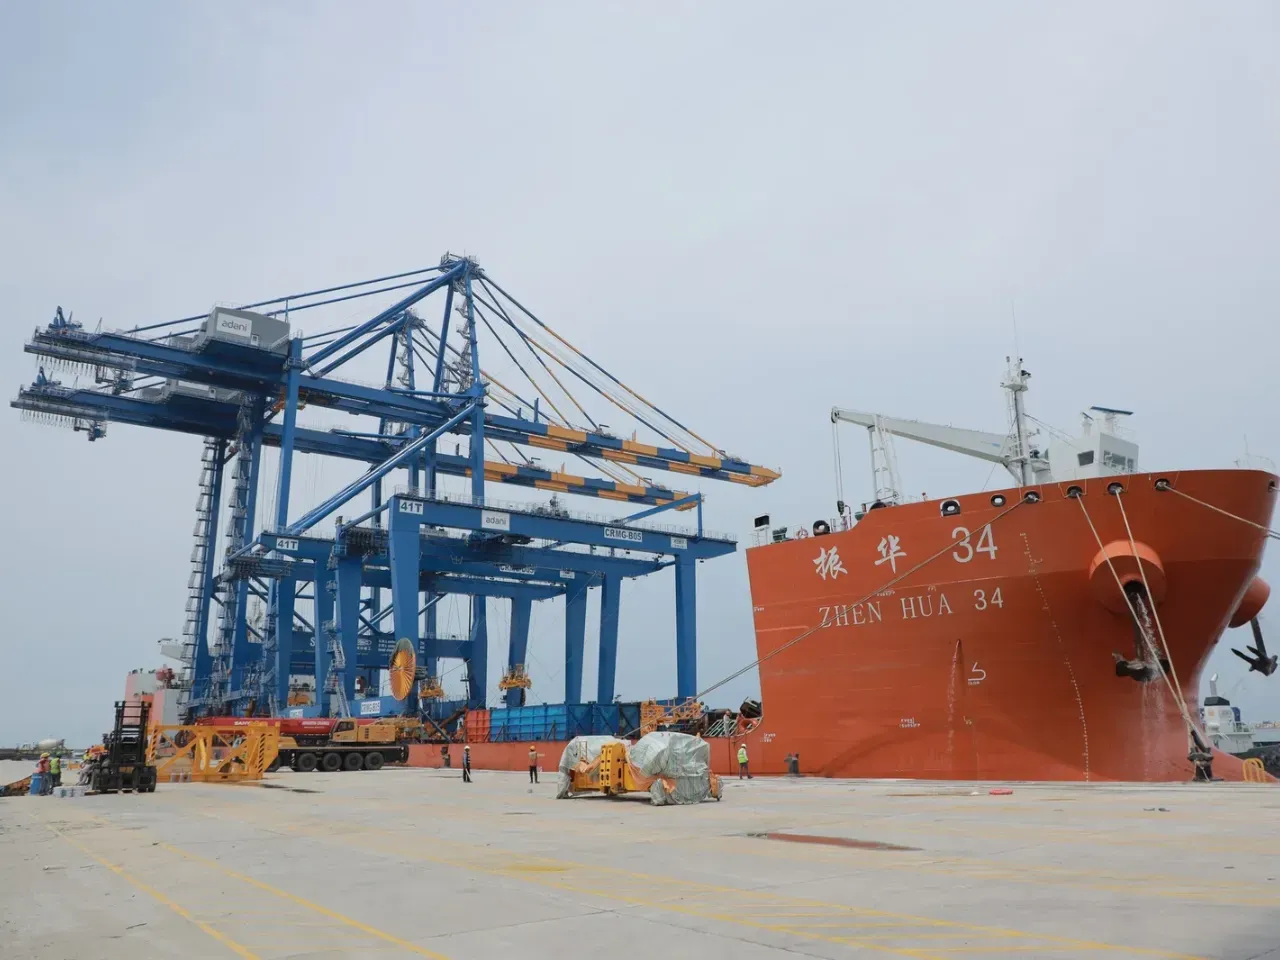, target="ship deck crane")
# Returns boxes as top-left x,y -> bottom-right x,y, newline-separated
830,360 -> 1035,502
830,359 -> 1139,510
